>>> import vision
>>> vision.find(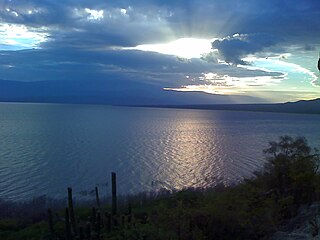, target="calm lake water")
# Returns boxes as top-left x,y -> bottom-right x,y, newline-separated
0,102 -> 320,201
